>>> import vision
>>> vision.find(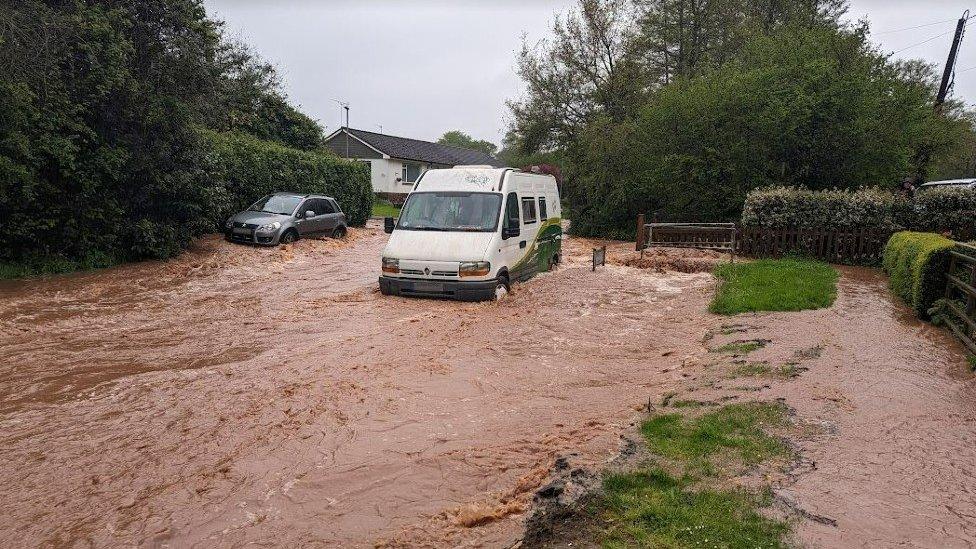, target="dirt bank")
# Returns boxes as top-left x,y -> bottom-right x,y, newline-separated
0,226 -> 718,547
